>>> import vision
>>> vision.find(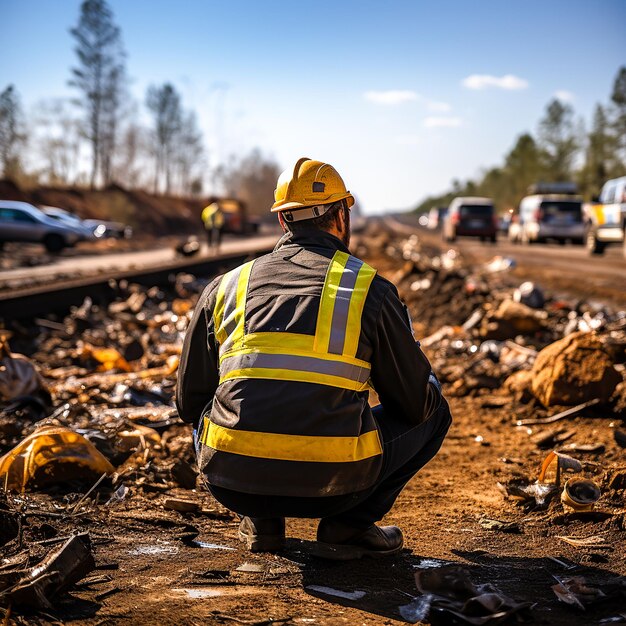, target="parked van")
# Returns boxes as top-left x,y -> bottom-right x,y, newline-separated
517,193 -> 584,244
583,176 -> 626,256
443,197 -> 497,242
